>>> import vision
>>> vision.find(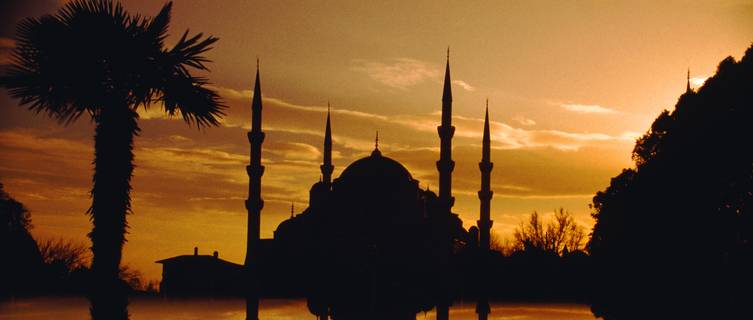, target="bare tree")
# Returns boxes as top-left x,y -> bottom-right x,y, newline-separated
513,208 -> 585,255
490,230 -> 519,256
513,211 -> 546,251
39,238 -> 90,273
